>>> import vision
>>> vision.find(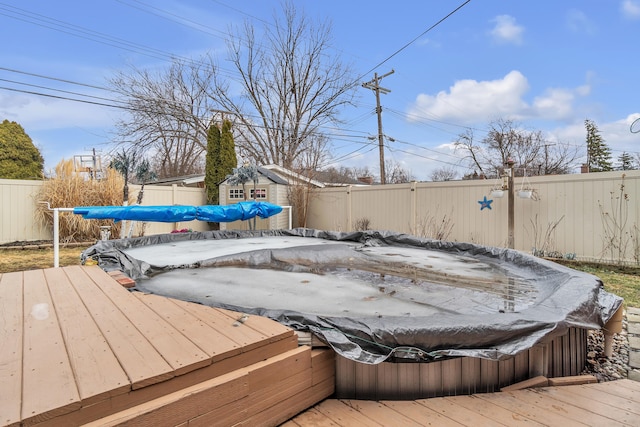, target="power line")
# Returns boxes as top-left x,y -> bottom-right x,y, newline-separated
387,146 -> 464,169
0,66 -> 109,91
0,78 -> 119,104
0,86 -> 125,109
0,3 -> 190,65
116,0 -> 231,40
357,0 -> 472,80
